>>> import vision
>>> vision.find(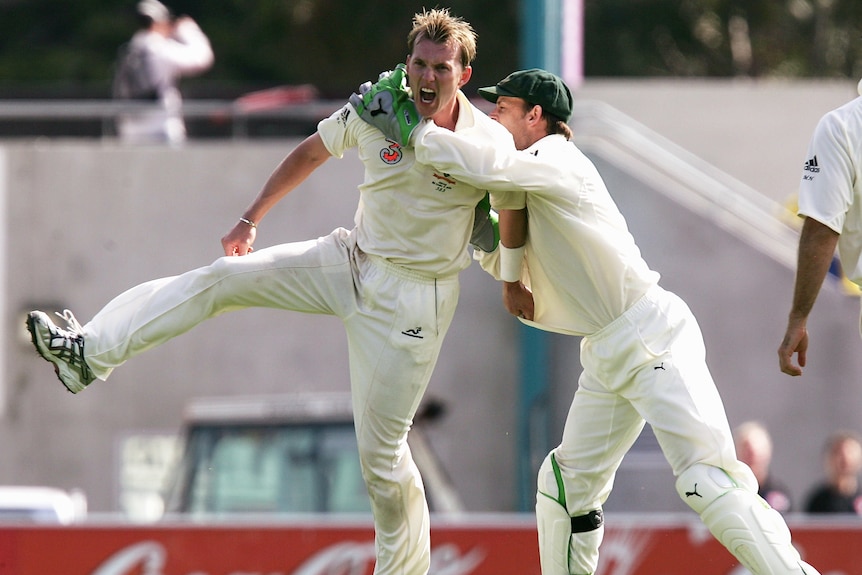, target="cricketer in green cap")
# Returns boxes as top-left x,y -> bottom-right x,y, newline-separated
478,69 -> 573,123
